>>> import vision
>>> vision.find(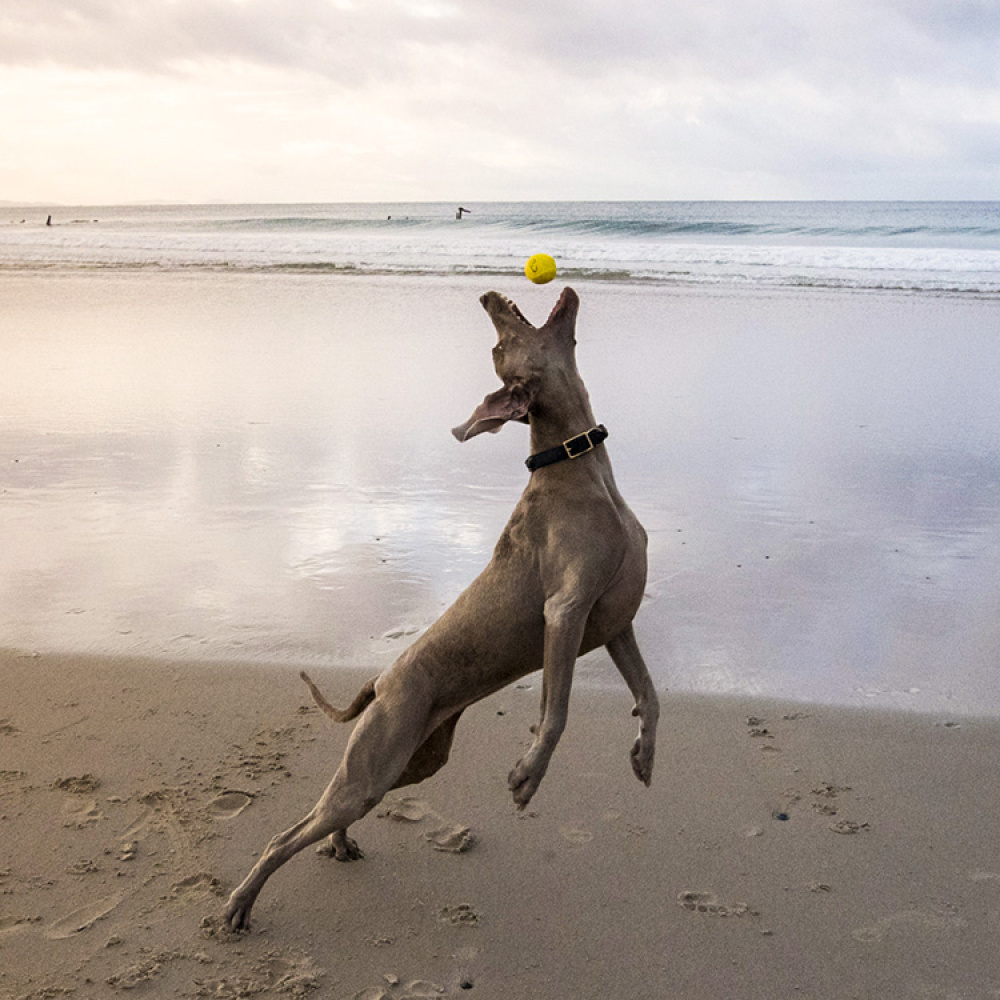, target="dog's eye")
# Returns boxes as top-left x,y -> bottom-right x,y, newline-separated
492,345 -> 504,359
